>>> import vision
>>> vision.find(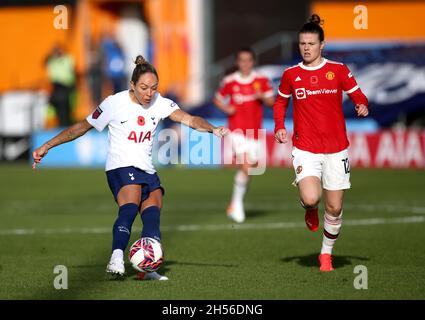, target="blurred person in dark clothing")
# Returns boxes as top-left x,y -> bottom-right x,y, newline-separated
100,33 -> 127,94
45,45 -> 76,126
88,39 -> 103,105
